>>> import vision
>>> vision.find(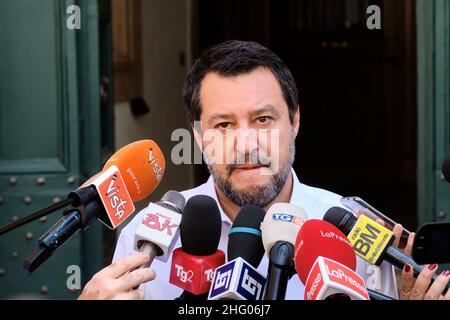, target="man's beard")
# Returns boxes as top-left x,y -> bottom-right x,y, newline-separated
207,131 -> 296,208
